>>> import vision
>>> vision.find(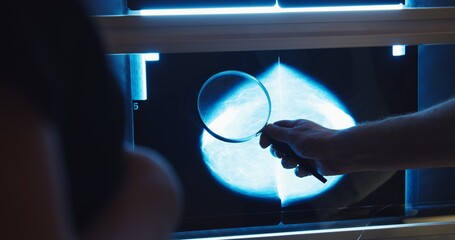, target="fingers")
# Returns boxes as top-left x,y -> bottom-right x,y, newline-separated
294,166 -> 311,178
281,157 -> 298,169
260,120 -> 304,148
272,119 -> 303,128
260,119 -> 327,179
269,146 -> 283,158
259,129 -> 272,149
263,123 -> 293,143
259,124 -> 288,148
282,156 -> 318,178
